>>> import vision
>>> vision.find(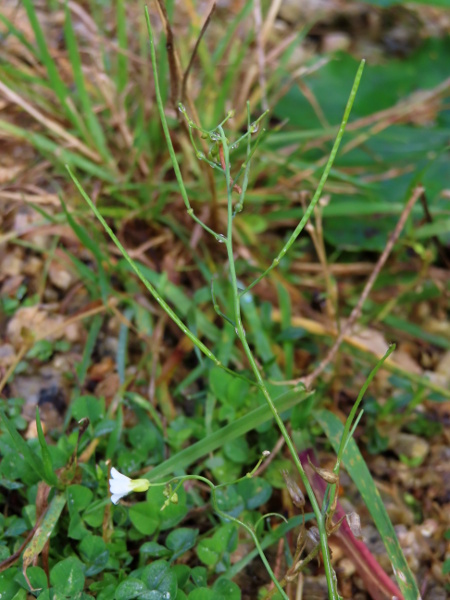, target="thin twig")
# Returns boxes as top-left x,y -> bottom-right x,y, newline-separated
154,0 -> 182,106
299,185 -> 424,389
181,1 -> 216,103
152,1 -> 219,229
